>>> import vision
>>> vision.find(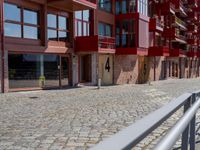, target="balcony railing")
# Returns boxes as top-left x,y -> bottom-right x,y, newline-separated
98,36 -> 116,49
180,1 -> 187,13
149,18 -> 164,32
174,16 -> 187,28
